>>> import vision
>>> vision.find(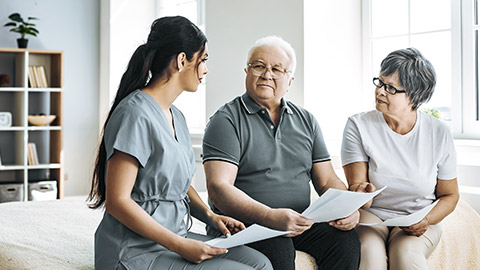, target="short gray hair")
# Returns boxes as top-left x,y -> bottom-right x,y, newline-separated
247,36 -> 297,75
380,48 -> 436,110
